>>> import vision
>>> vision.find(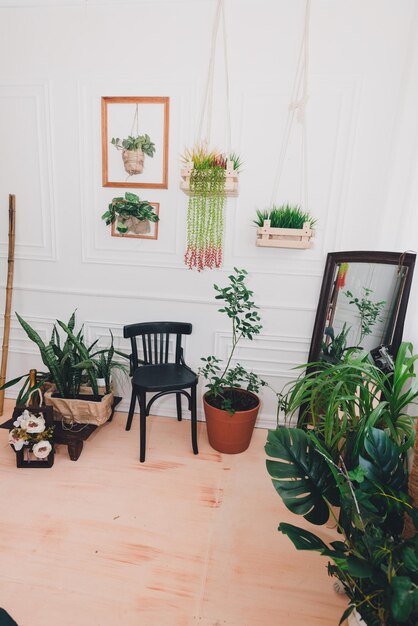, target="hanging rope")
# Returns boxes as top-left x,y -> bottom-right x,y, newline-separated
196,0 -> 232,151
270,0 -> 311,210
130,104 -> 139,137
